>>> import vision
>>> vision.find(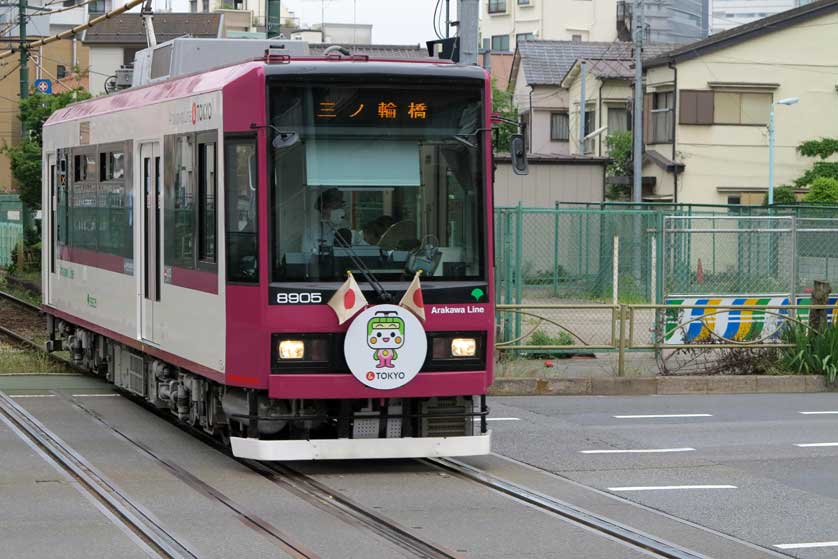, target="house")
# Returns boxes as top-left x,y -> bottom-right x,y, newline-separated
560,58 -> 635,157
642,0 -> 838,204
509,40 -> 671,156
81,13 -> 224,95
